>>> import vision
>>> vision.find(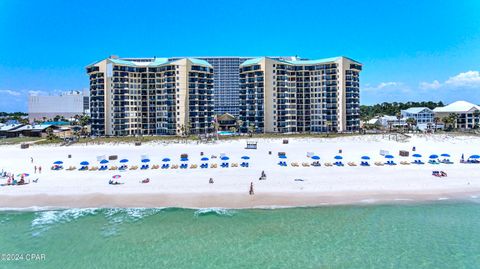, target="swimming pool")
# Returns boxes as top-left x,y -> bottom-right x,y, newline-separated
217,131 -> 236,136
